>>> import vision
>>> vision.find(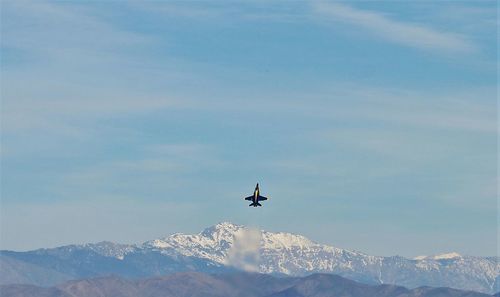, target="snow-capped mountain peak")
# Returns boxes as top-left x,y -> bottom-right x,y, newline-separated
141,222 -> 249,263
140,222 -> 378,276
7,222 -> 497,294
432,252 -> 462,260
137,222 -> 498,294
413,252 -> 463,261
200,222 -> 245,241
